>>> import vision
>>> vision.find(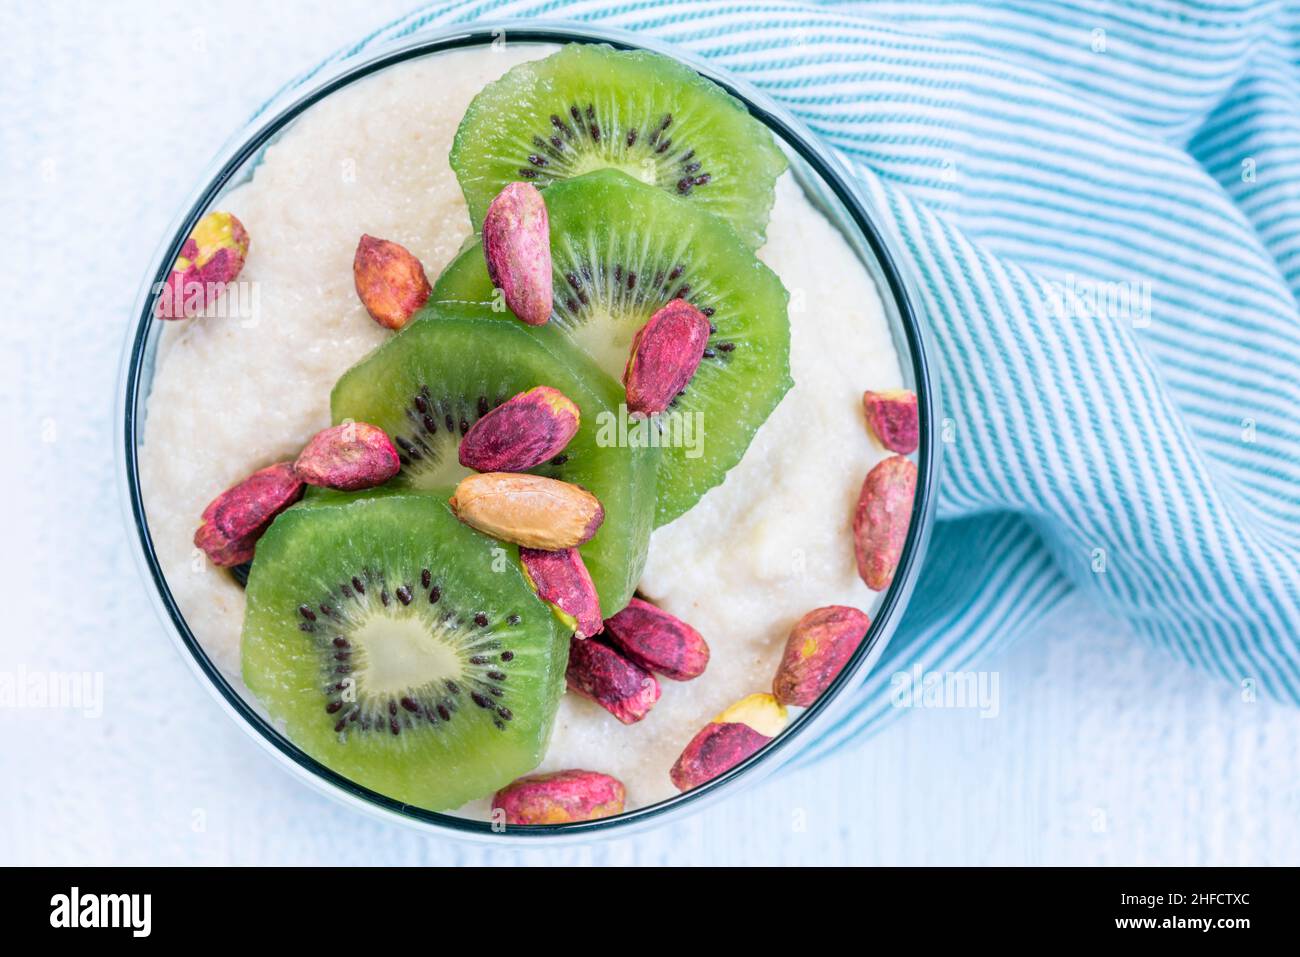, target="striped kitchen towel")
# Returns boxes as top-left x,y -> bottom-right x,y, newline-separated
302,0 -> 1300,761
